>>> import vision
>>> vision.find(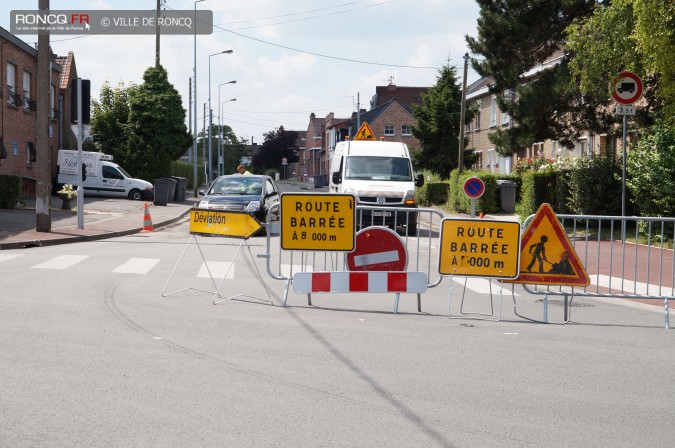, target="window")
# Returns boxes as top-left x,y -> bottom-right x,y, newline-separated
27,142 -> 36,163
401,125 -> 411,136
501,90 -> 512,125
487,149 -> 498,173
384,125 -> 394,136
574,138 -> 587,158
490,95 -> 497,127
102,165 -> 124,180
474,100 -> 481,130
23,71 -> 31,110
7,63 -> 17,105
50,84 -> 55,118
